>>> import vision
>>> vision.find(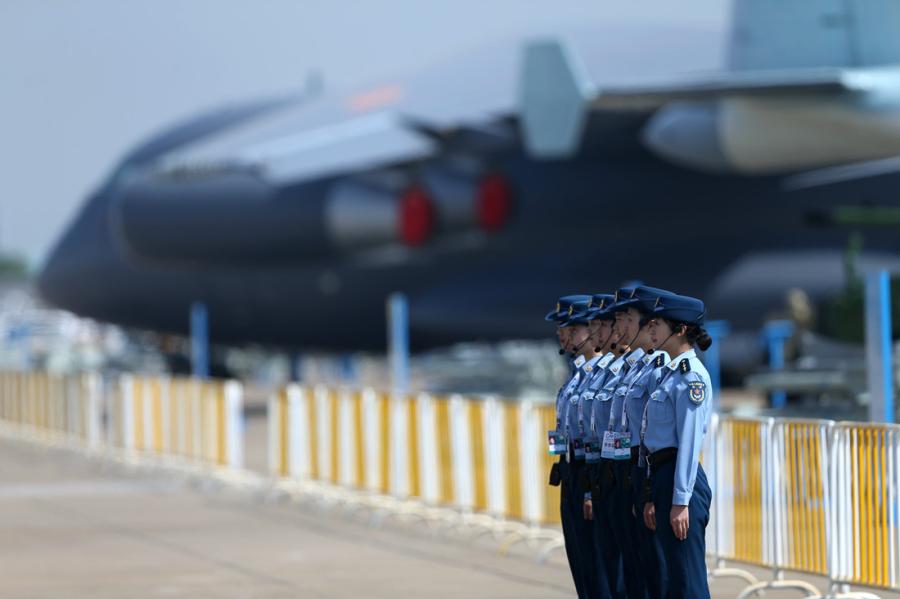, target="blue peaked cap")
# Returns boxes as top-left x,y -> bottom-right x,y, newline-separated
648,293 -> 706,326
545,294 -> 591,323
